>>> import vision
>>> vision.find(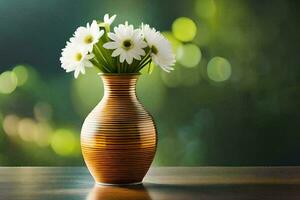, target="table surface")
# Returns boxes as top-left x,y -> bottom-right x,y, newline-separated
0,167 -> 300,200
